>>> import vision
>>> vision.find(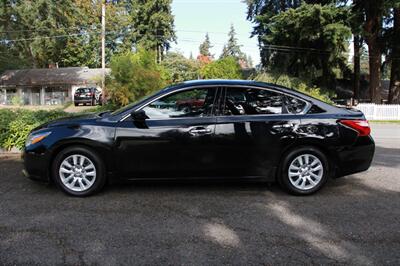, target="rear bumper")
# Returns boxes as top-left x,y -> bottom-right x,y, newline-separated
335,135 -> 375,177
21,150 -> 50,182
74,99 -> 93,104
